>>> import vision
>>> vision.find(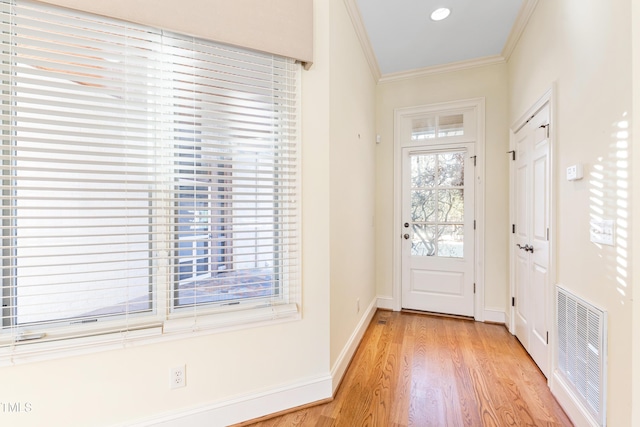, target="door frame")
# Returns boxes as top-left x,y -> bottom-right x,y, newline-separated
508,86 -> 557,379
393,98 -> 485,321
